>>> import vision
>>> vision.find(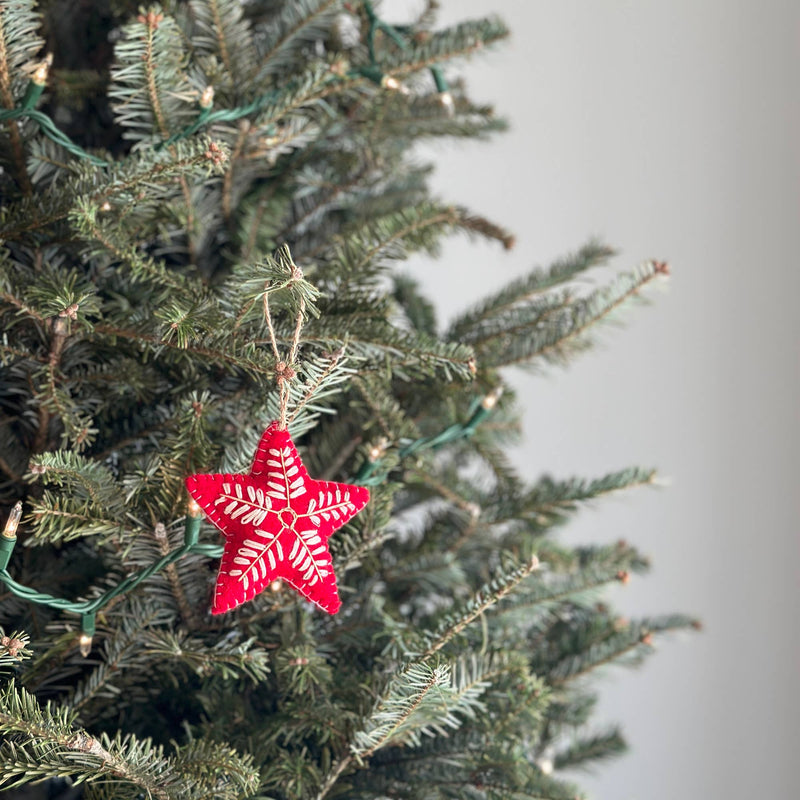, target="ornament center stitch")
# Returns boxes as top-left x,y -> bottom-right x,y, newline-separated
279,508 -> 297,528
